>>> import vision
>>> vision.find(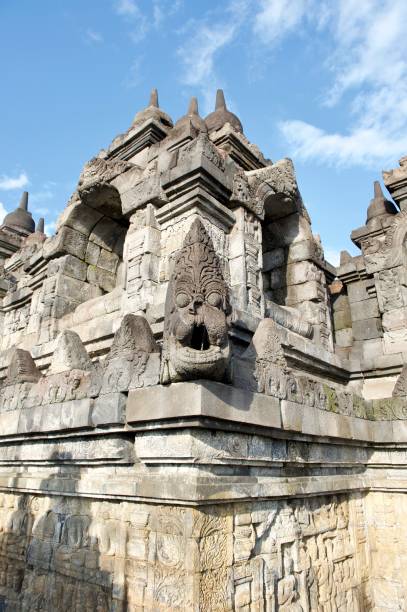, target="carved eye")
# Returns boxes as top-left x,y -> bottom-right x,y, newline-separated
206,291 -> 222,307
176,292 -> 191,308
